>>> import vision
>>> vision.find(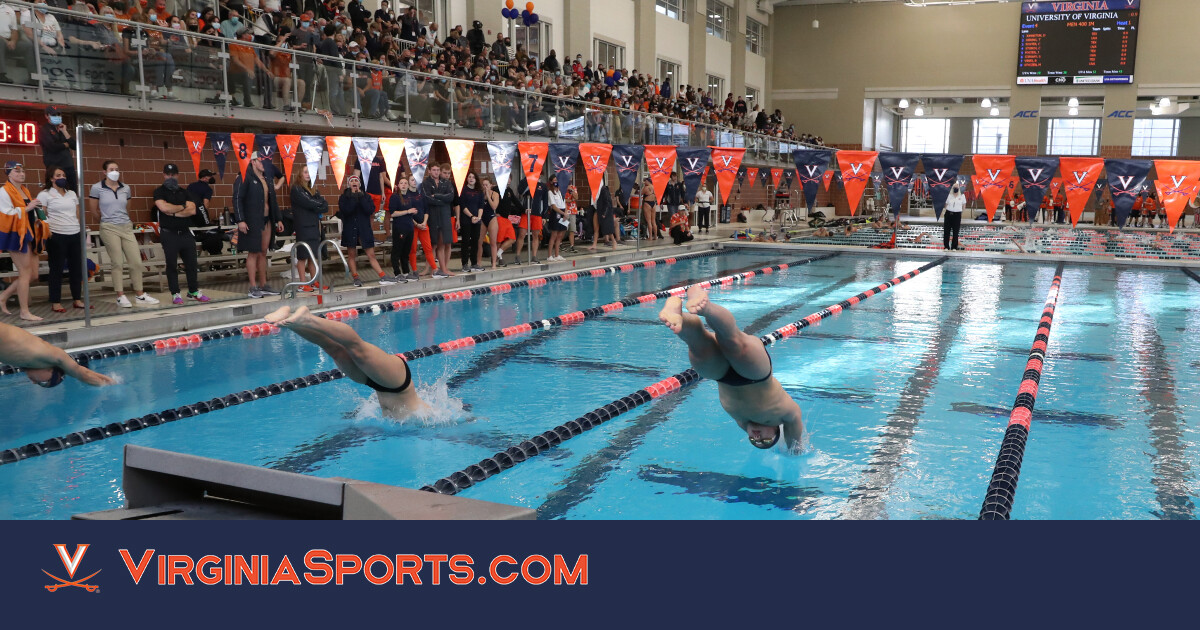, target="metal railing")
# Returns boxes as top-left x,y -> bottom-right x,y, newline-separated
8,0 -> 811,163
